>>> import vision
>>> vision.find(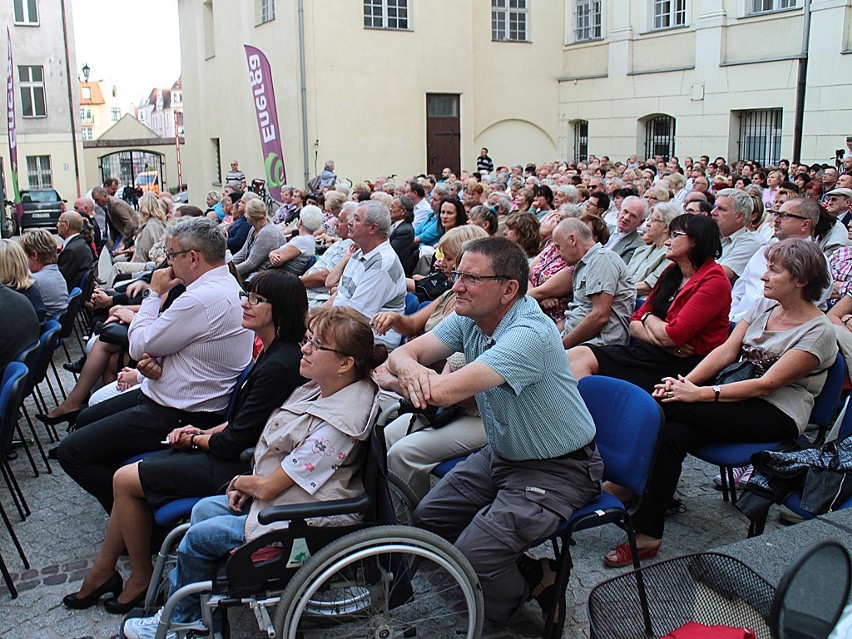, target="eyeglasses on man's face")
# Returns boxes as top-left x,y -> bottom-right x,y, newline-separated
239,290 -> 269,305
165,249 -> 191,261
450,271 -> 510,286
775,212 -> 809,221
